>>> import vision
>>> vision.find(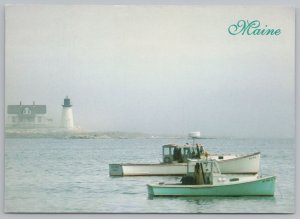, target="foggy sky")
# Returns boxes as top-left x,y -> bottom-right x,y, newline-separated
5,6 -> 295,137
